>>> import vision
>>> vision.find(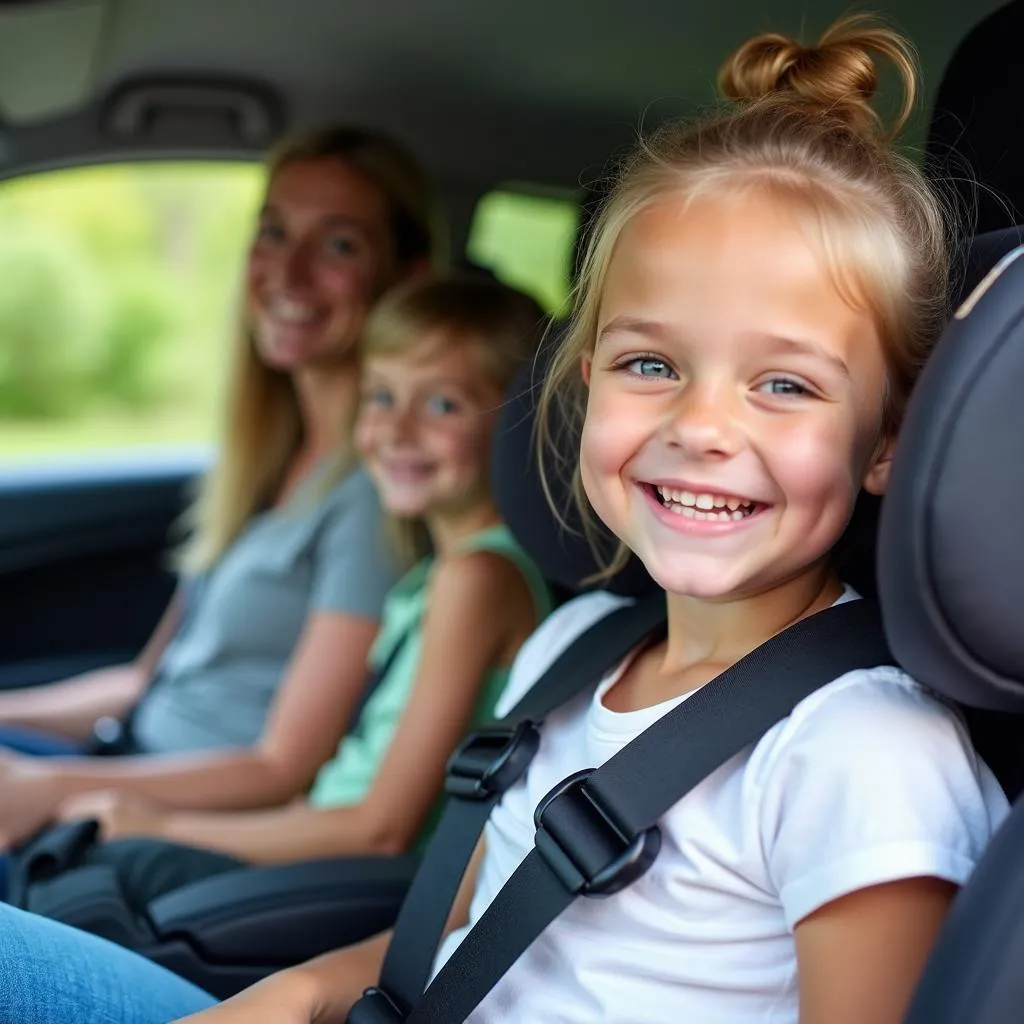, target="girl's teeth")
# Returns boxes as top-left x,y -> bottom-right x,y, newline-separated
655,485 -> 759,521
